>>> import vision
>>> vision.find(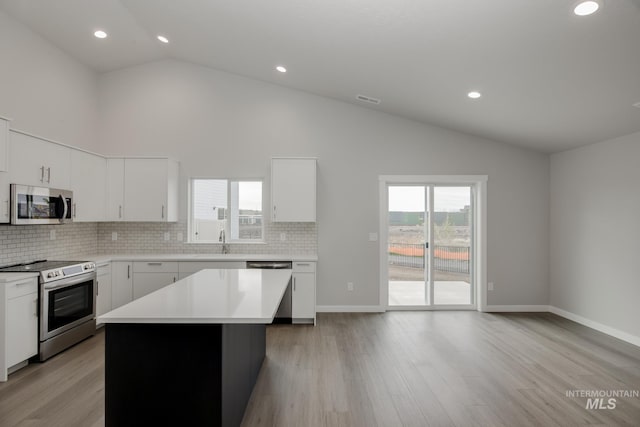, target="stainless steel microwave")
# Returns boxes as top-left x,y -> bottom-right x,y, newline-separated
10,184 -> 73,225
